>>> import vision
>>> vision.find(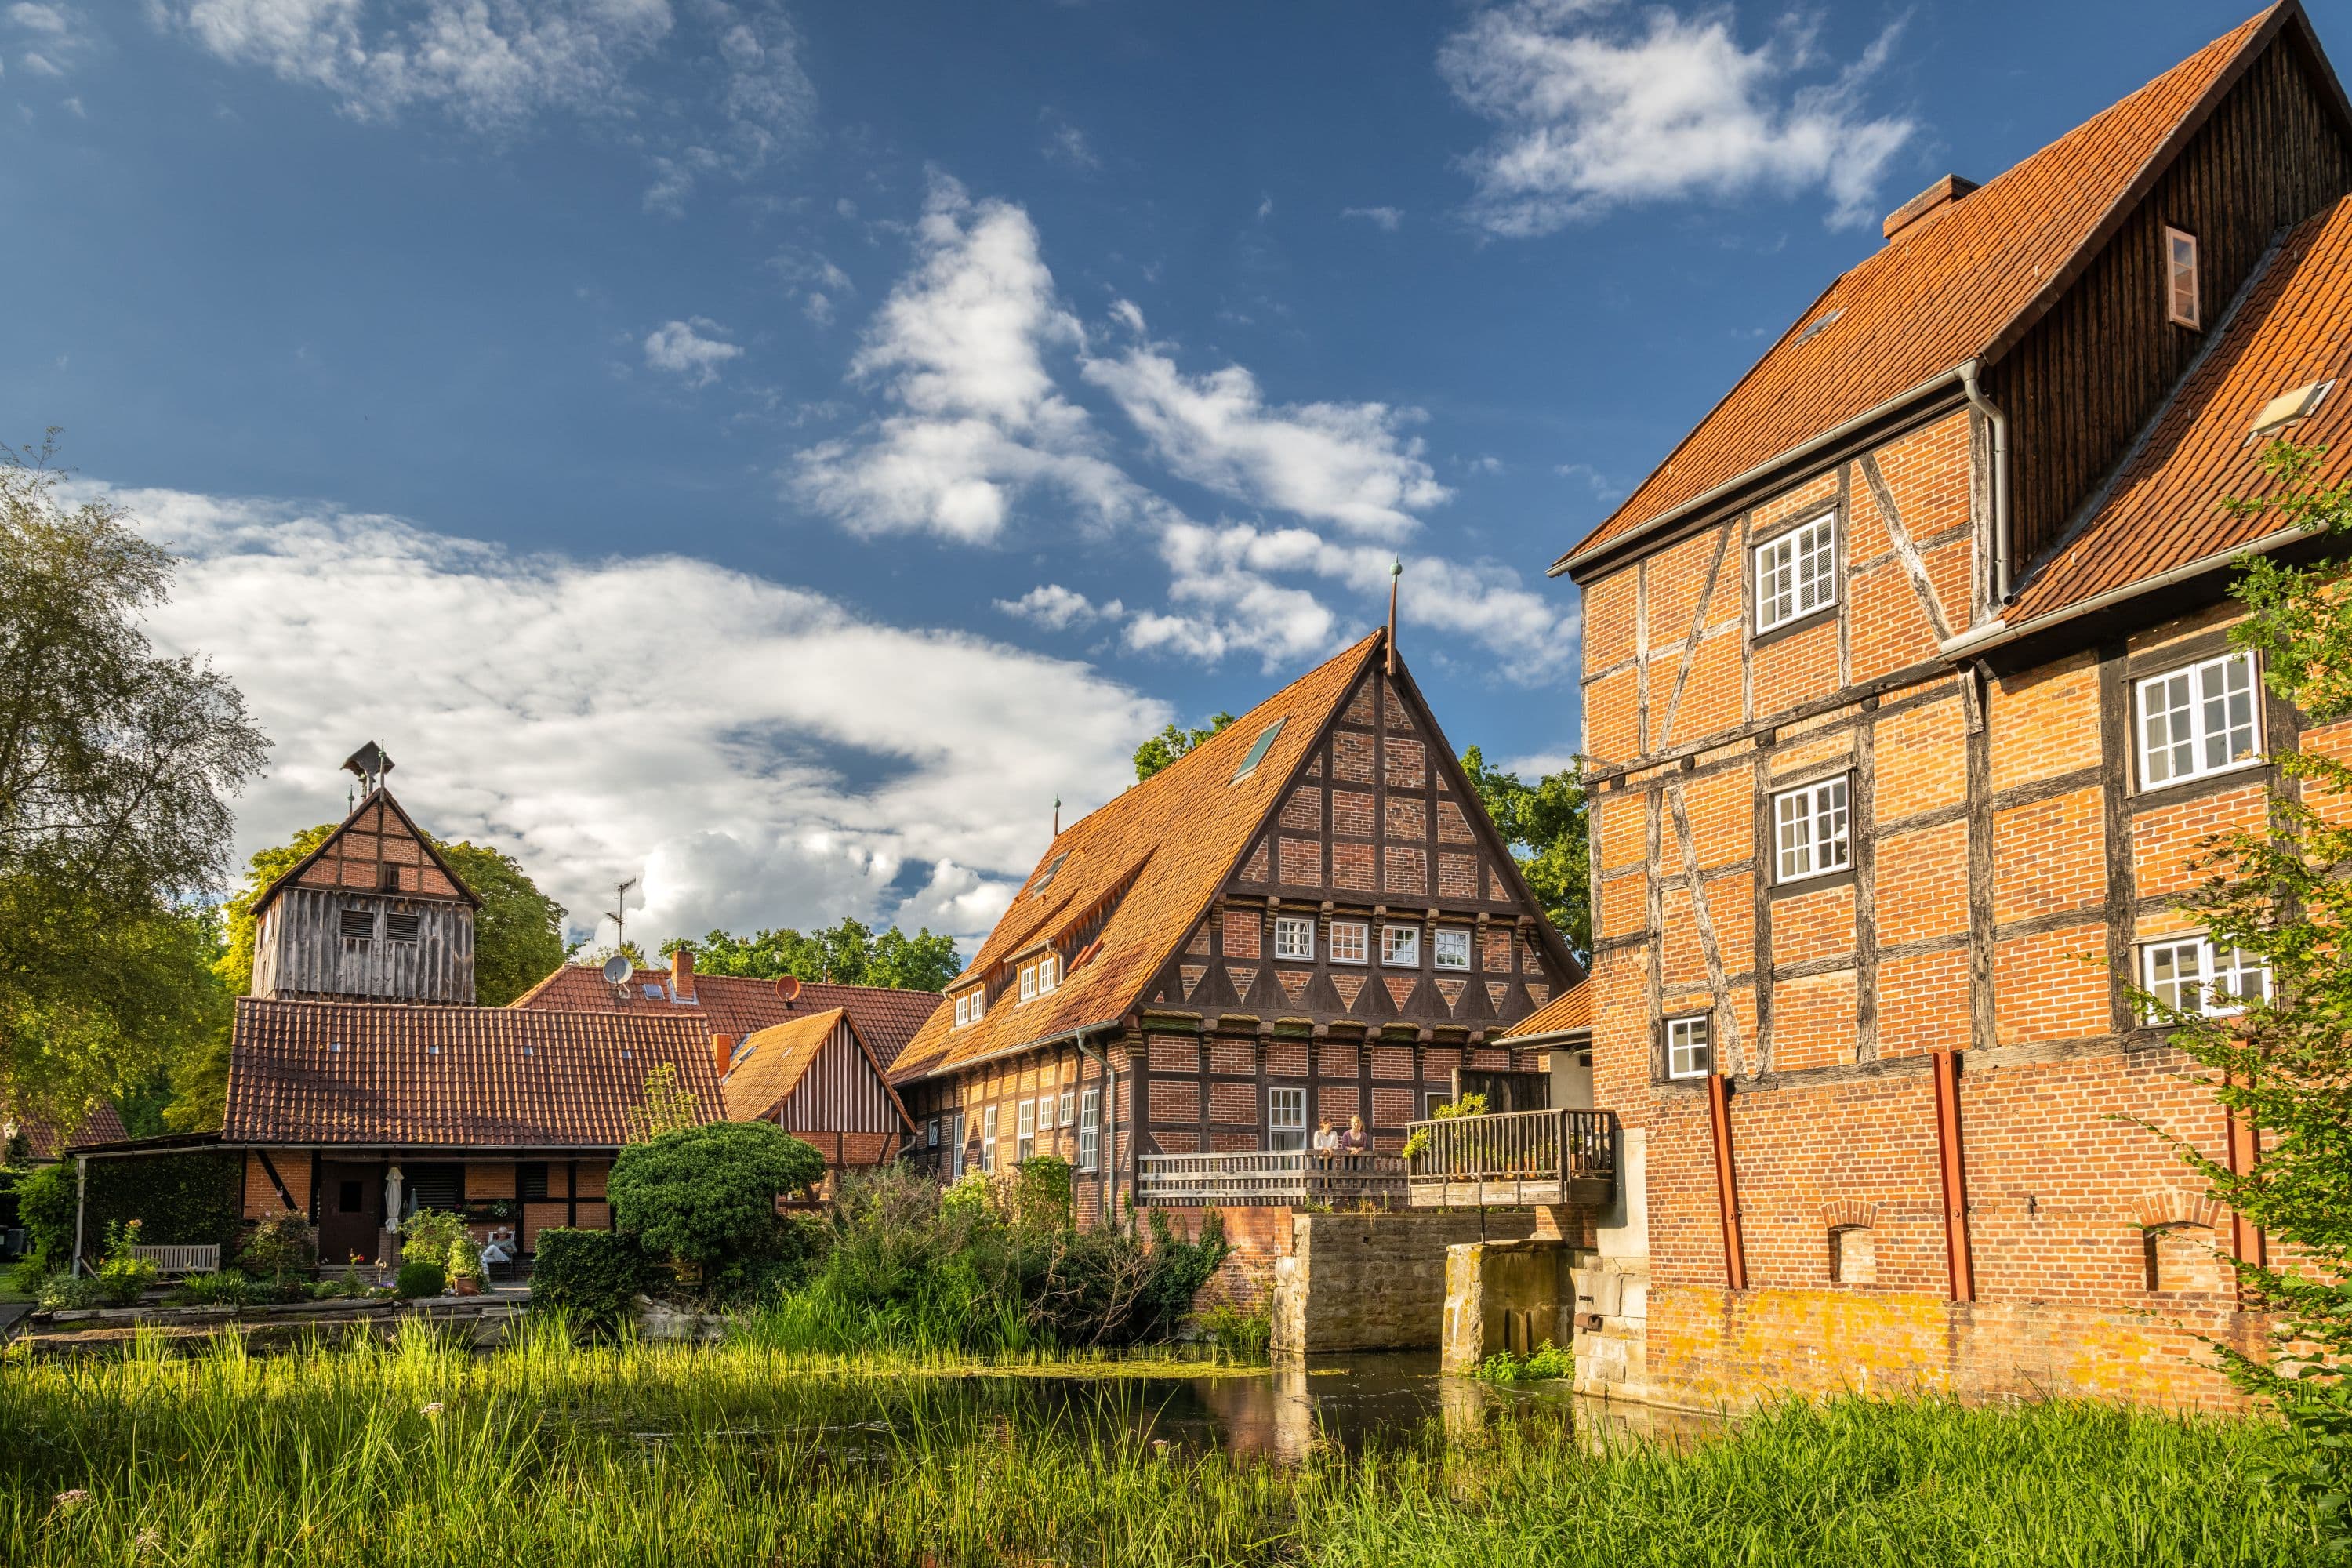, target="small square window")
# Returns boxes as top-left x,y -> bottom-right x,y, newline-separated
1666,1016 -> 1713,1080
1274,916 -> 1315,960
1754,514 -> 1837,633
2136,652 -> 2260,788
1268,1087 -> 1306,1151
2142,937 -> 2270,1018
1433,929 -> 1472,970
1329,920 -> 1367,964
2165,227 -> 2201,328
1382,925 -> 1421,967
1773,778 -> 1852,884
